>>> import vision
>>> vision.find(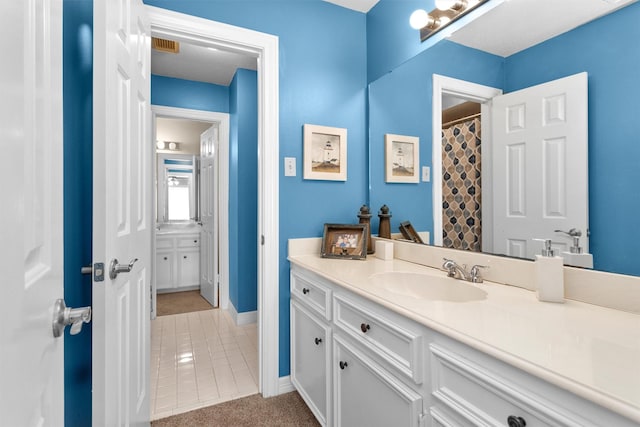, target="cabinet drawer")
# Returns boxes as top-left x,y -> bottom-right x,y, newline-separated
156,238 -> 174,250
429,344 -> 595,427
291,270 -> 332,321
333,294 -> 423,384
177,236 -> 200,248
